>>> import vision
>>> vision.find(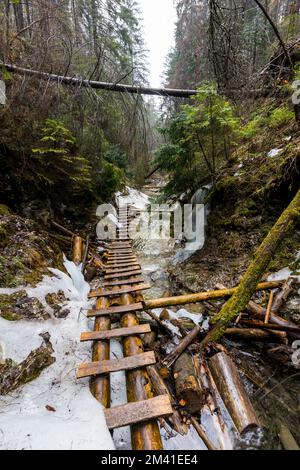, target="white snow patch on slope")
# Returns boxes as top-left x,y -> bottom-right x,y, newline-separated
0,261 -> 114,450
116,187 -> 149,211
